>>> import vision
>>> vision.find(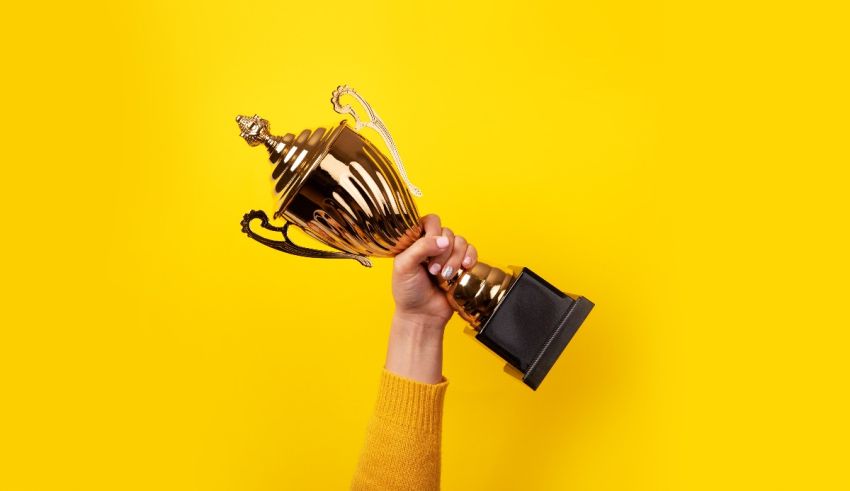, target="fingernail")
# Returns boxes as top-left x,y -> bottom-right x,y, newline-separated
436,236 -> 449,248
462,256 -> 473,267
441,265 -> 453,279
429,263 -> 442,275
